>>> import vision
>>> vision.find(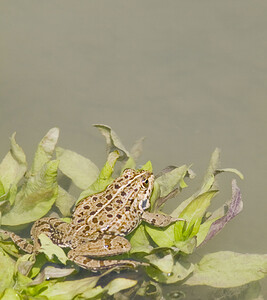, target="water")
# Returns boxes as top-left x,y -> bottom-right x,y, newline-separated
1,1 -> 267,298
